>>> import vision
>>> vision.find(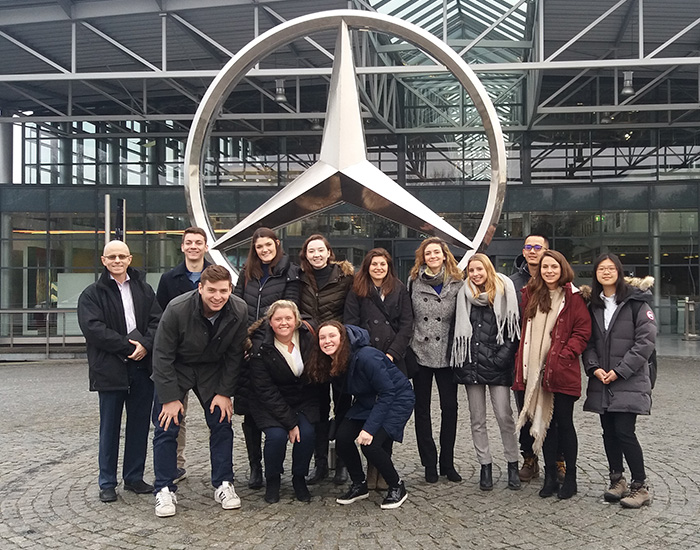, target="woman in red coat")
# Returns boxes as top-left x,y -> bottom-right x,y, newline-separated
513,250 -> 591,500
